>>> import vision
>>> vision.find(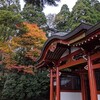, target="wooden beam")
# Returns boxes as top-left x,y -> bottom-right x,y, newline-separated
59,49 -> 83,62
93,64 -> 100,69
59,52 -> 100,70
91,52 -> 100,61
59,58 -> 86,70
